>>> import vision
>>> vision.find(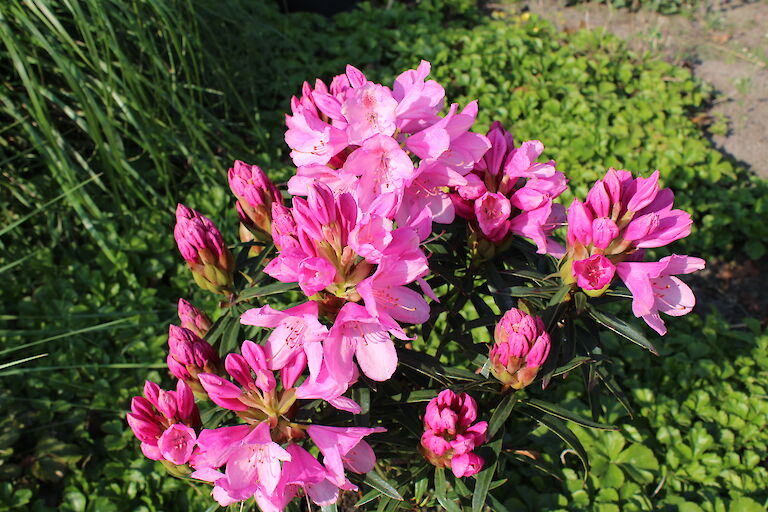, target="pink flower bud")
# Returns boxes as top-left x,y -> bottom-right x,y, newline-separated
177,299 -> 212,338
174,204 -> 234,295
491,308 -> 551,390
420,390 -> 487,476
451,452 -> 485,478
228,161 -> 282,237
591,217 -> 619,250
167,325 -> 220,386
298,257 -> 337,296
